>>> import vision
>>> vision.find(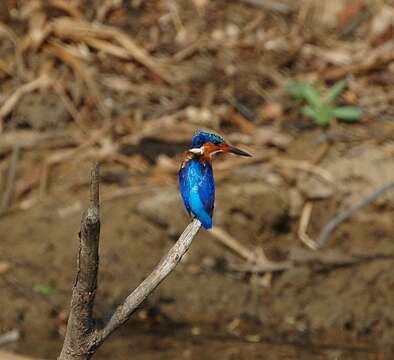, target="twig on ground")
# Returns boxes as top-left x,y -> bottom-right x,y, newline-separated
321,43 -> 394,80
44,40 -> 106,115
210,227 -> 256,262
210,227 -> 292,272
316,181 -> 394,248
288,246 -> 359,268
311,142 -> 330,165
0,329 -> 20,346
53,85 -> 89,133
172,37 -> 206,62
50,18 -> 173,84
229,245 -> 394,274
240,0 -> 294,15
0,146 -> 21,215
96,0 -> 121,22
298,201 -> 318,250
59,163 -> 202,360
0,22 -> 28,80
0,75 -> 51,132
